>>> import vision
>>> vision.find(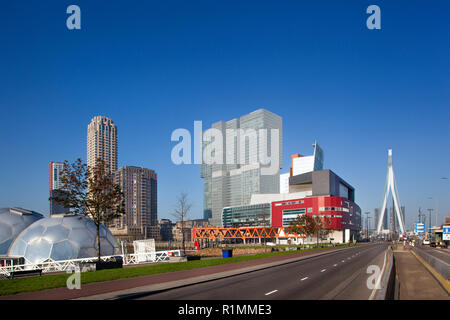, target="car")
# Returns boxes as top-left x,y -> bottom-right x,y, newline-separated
423,239 -> 430,245
430,241 -> 438,247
